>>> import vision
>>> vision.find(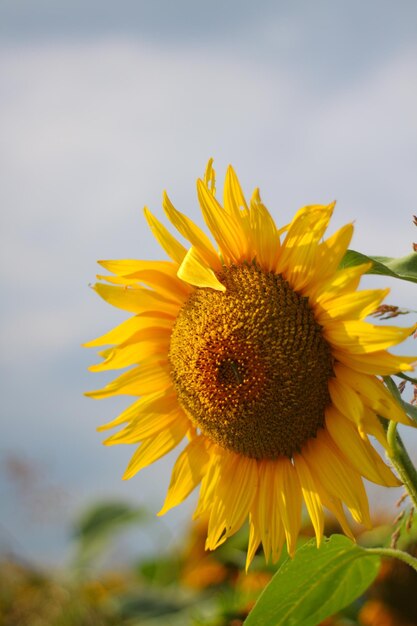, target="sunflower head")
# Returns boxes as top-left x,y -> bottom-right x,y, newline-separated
86,160 -> 416,568
170,261 -> 334,459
